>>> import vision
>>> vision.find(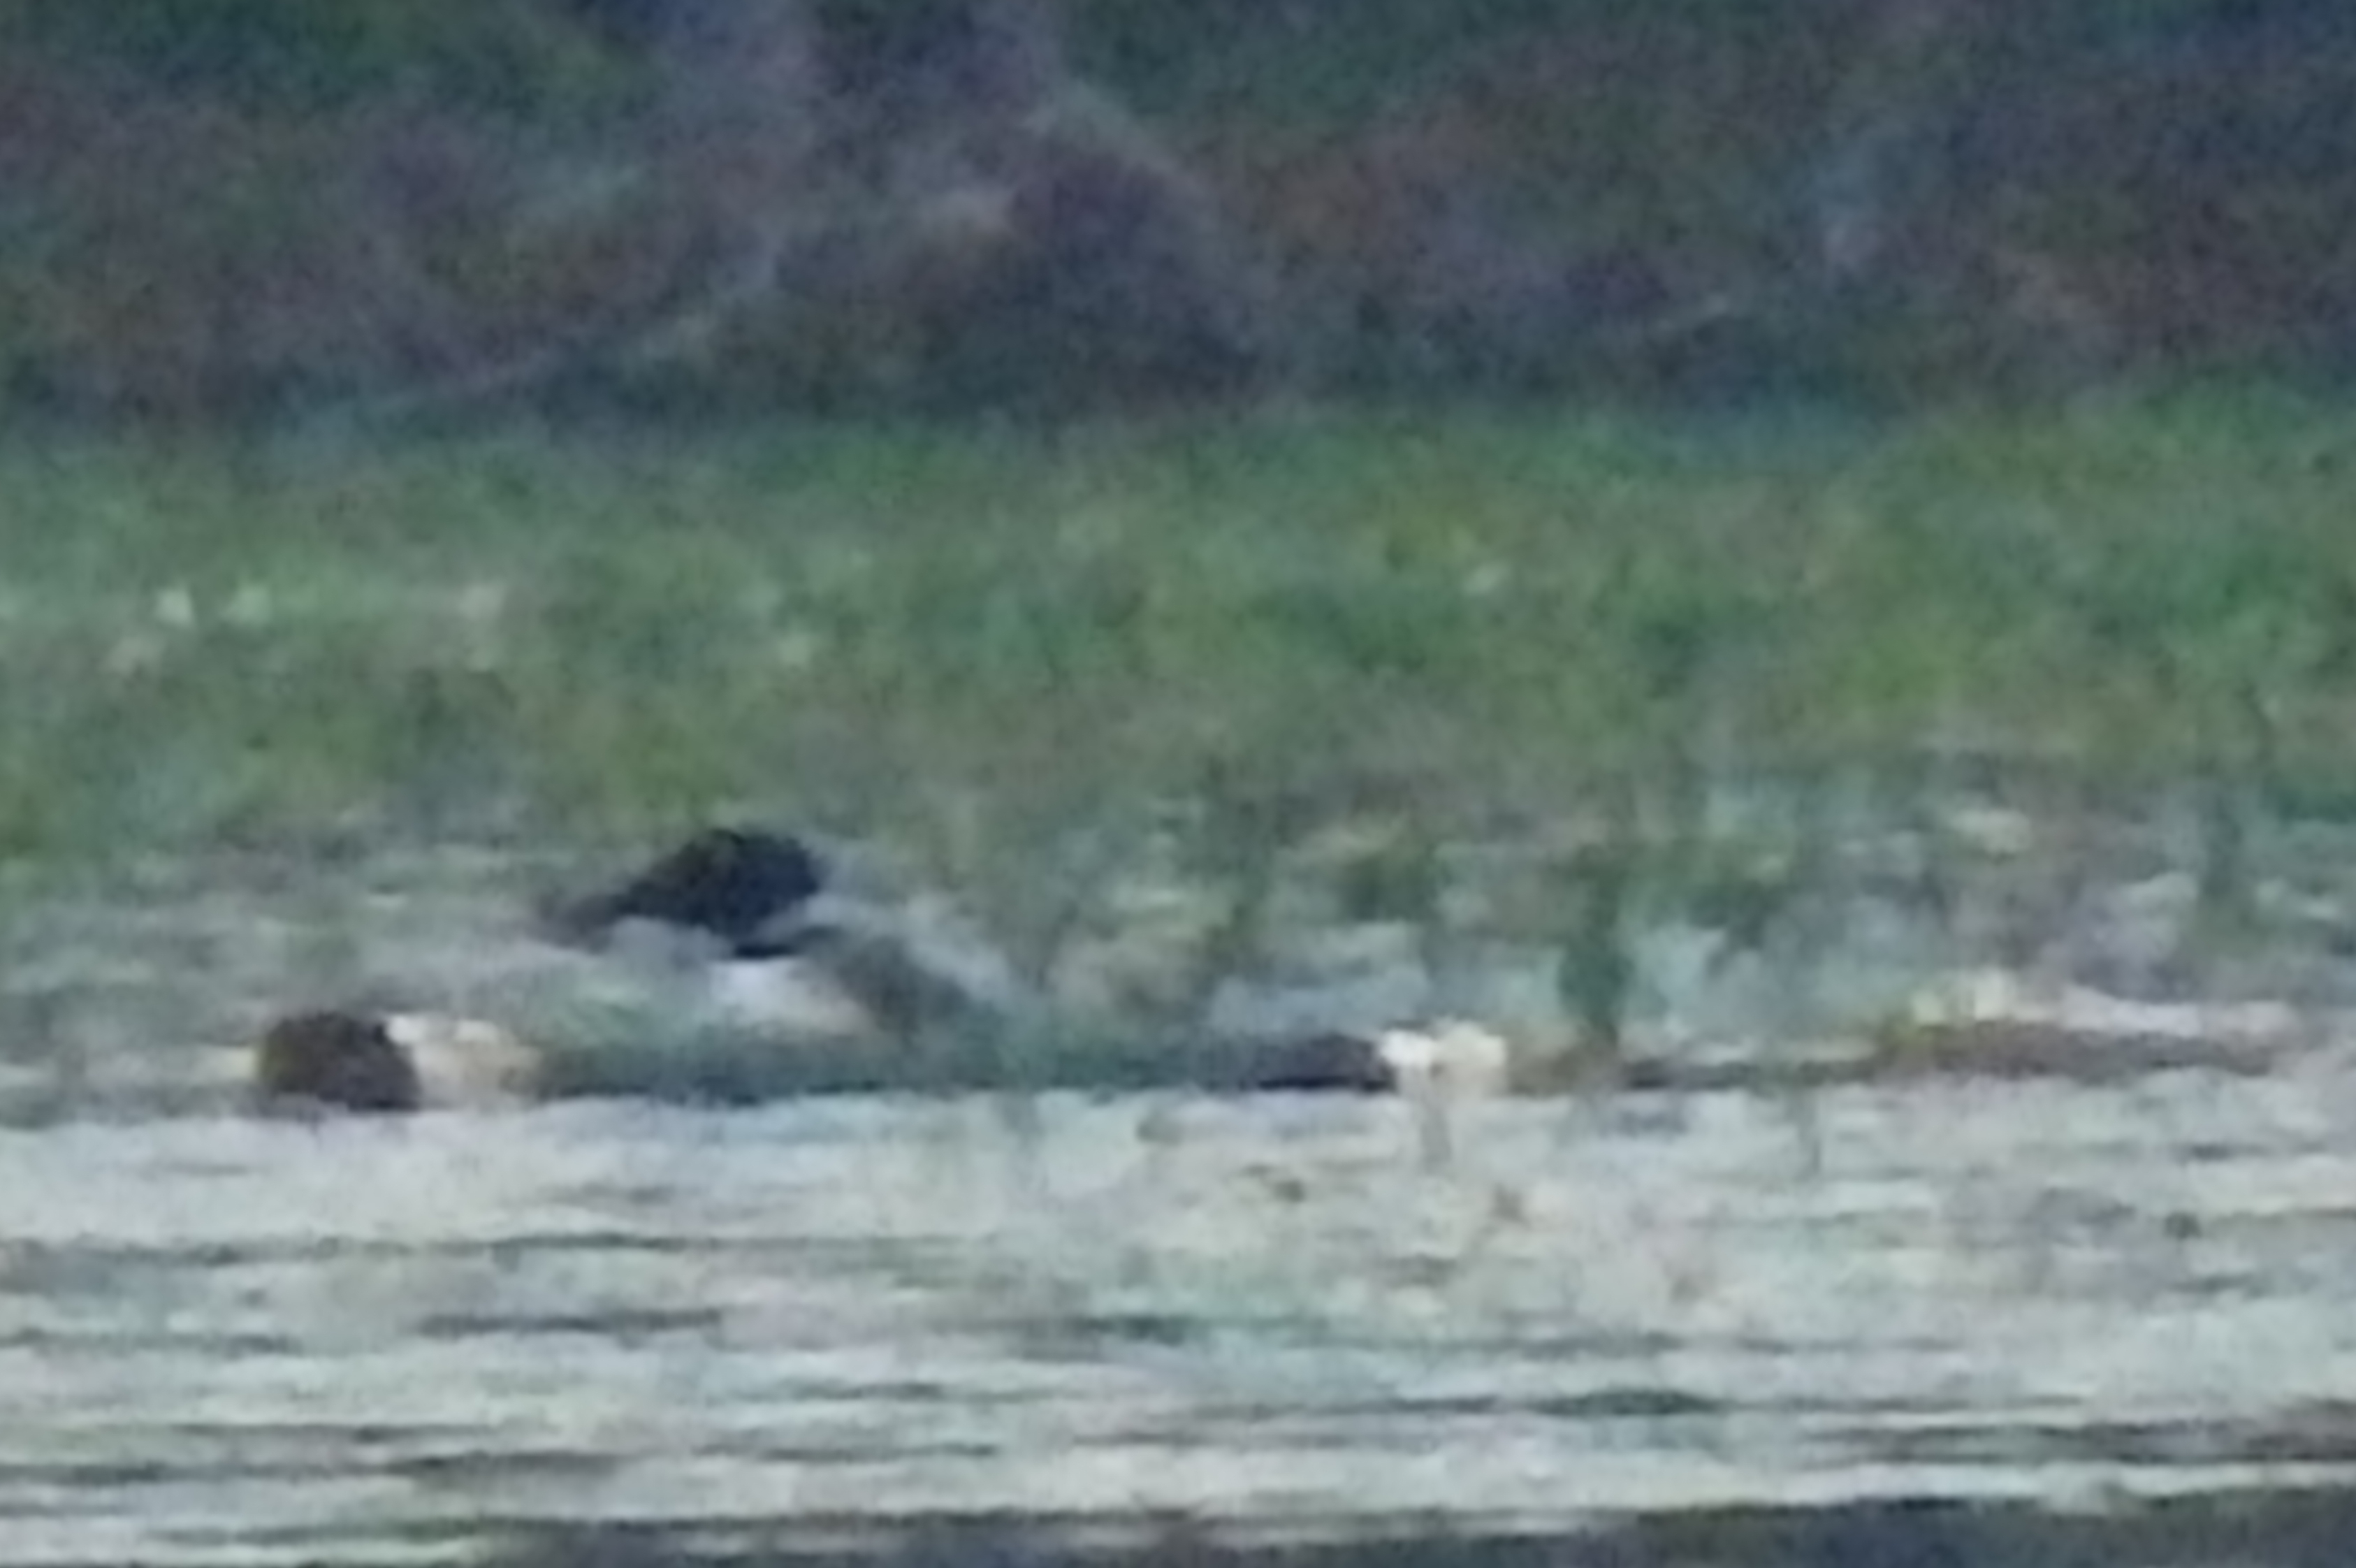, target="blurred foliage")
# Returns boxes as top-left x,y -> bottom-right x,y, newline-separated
0,0 -> 2334,111
0,0 -> 625,111
0,0 -> 2346,414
